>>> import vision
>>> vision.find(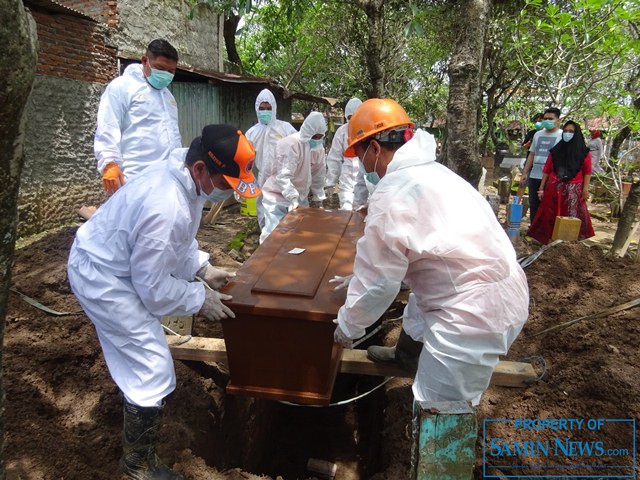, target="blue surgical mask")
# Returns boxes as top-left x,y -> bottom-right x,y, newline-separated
364,170 -> 381,186
542,119 -> 556,130
309,139 -> 324,149
147,68 -> 174,89
199,175 -> 235,202
205,188 -> 234,203
258,110 -> 273,125
534,121 -> 543,129
562,132 -> 574,142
